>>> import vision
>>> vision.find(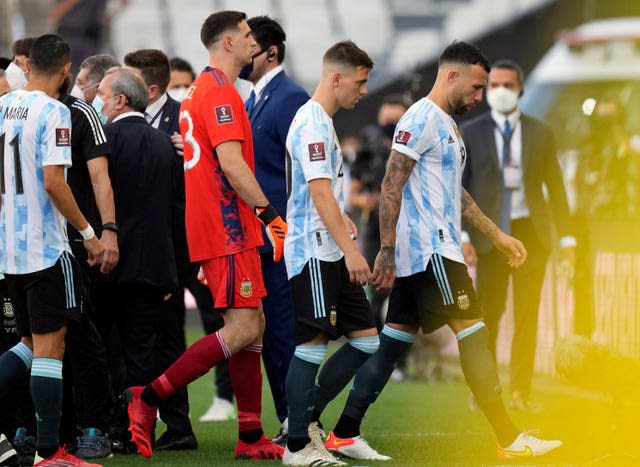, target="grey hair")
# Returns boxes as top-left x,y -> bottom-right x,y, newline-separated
105,67 -> 149,112
80,54 -> 120,84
